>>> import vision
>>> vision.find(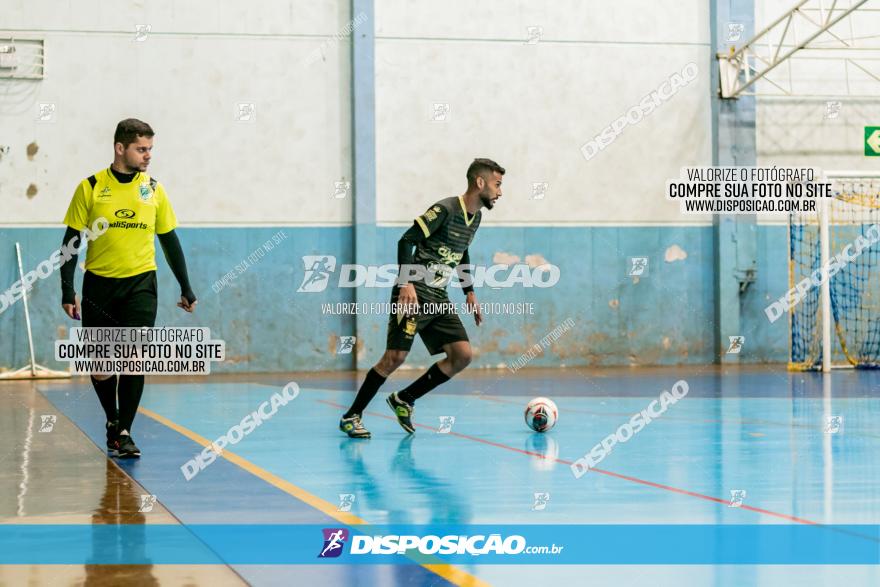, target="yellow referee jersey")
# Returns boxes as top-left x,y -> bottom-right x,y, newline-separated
63,168 -> 178,278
